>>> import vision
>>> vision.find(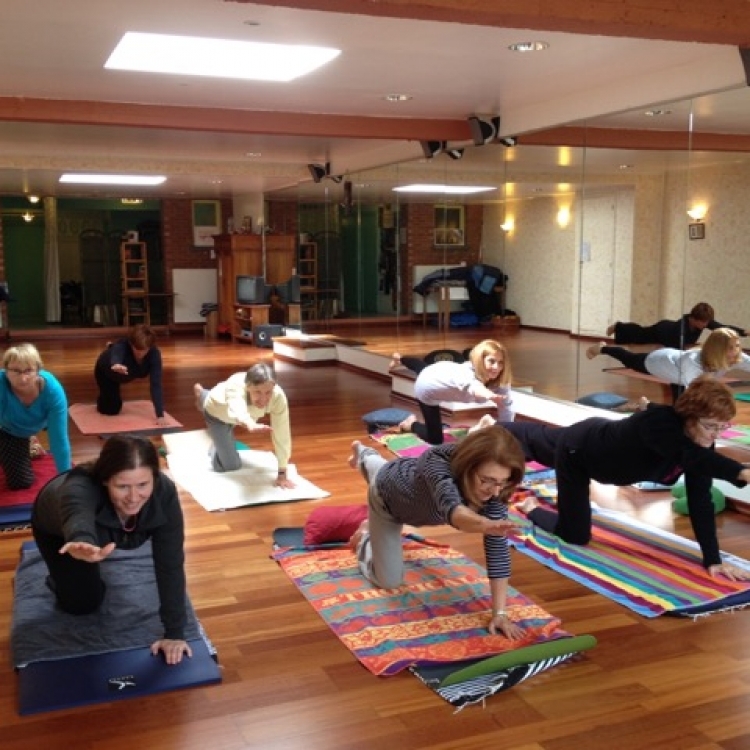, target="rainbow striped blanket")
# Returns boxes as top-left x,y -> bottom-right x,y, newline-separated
272,536 -> 568,676
371,427 -> 468,458
510,476 -> 750,617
